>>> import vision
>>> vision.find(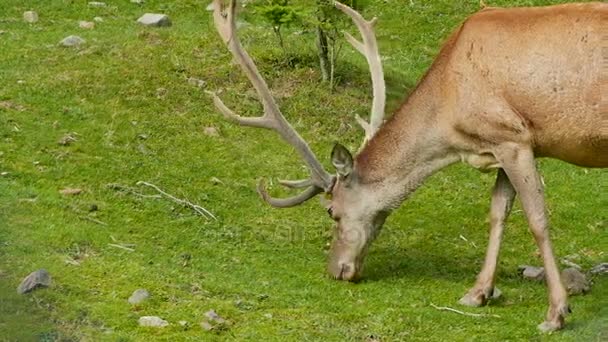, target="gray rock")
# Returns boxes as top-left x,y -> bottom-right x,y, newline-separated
562,267 -> 590,295
17,269 -> 51,294
138,316 -> 168,327
200,321 -> 214,331
519,265 -> 545,281
187,77 -> 206,89
203,127 -> 219,137
88,1 -> 106,7
590,263 -> 608,275
79,21 -> 95,29
128,289 -> 150,304
23,11 -> 38,23
137,13 -> 171,27
60,35 -> 85,47
204,309 -> 226,324
93,17 -> 104,22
